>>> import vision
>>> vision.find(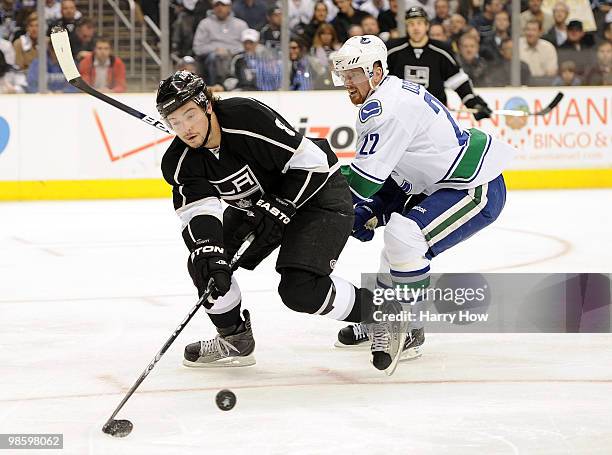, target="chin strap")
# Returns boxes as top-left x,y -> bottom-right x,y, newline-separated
202,112 -> 212,147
